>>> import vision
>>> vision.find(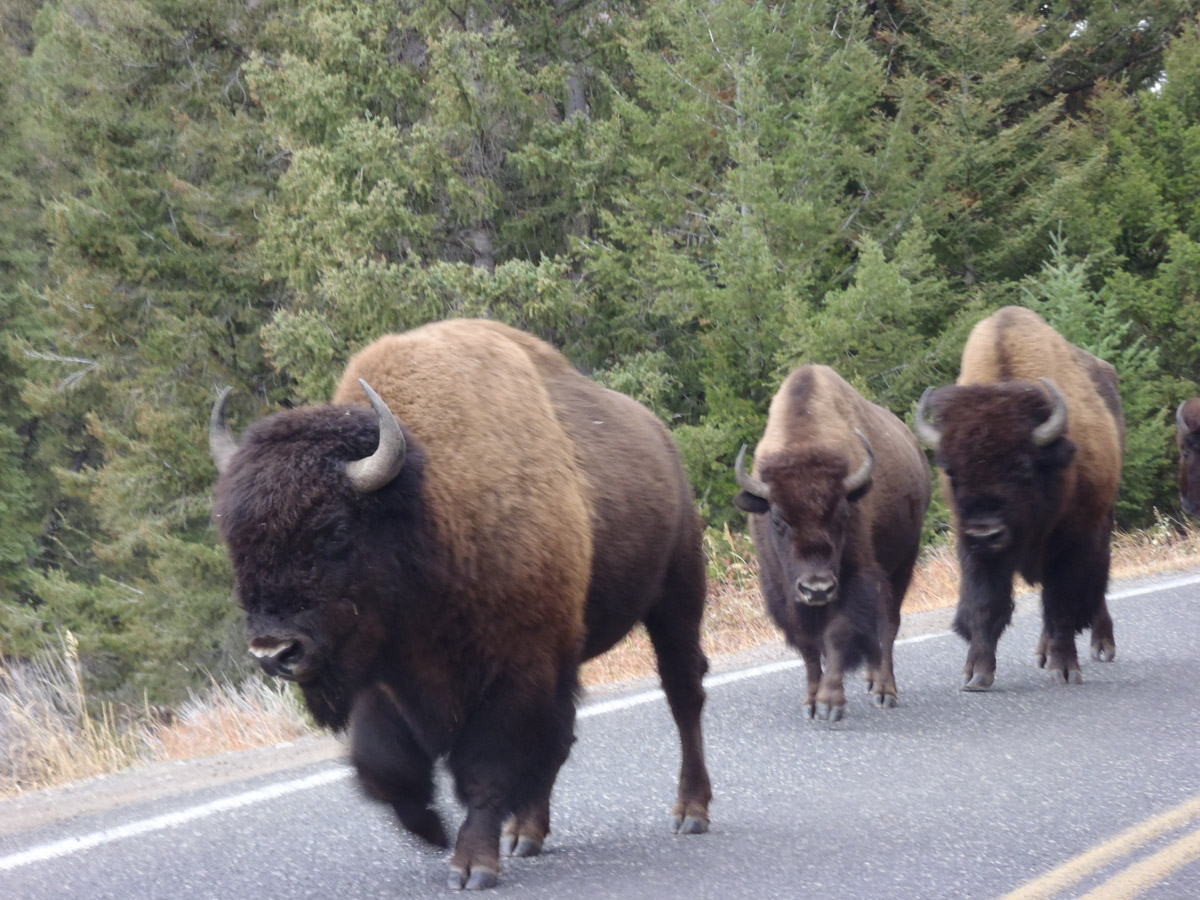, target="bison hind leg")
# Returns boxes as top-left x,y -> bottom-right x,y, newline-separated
643,570 -> 712,836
